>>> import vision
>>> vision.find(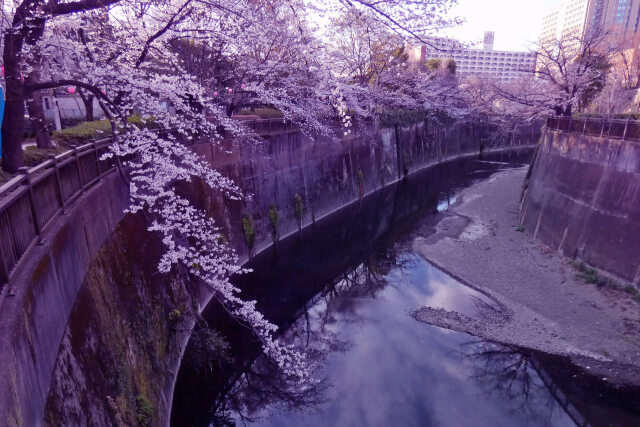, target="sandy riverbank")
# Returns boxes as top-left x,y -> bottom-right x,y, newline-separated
413,167 -> 640,385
